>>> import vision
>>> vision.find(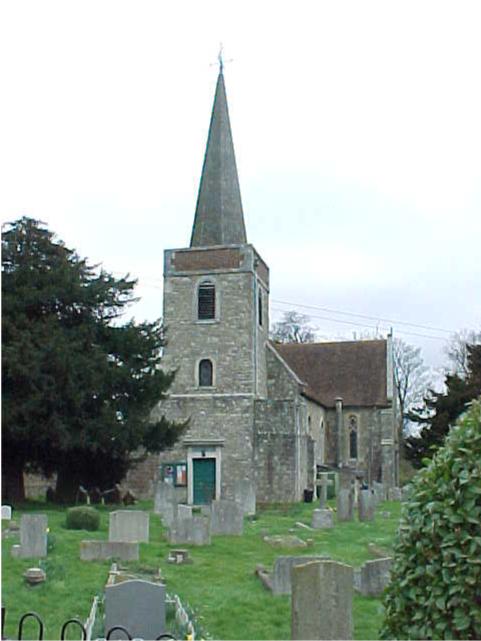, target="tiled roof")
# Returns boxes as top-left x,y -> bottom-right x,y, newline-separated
272,339 -> 389,408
